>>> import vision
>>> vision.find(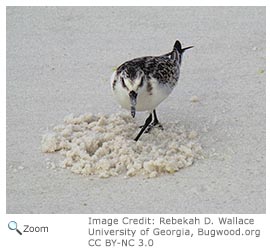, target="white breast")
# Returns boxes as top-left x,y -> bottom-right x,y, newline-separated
111,72 -> 175,112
